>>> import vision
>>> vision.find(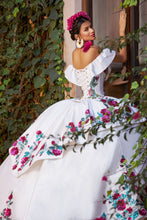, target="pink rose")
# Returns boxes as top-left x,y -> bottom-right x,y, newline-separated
36,130 -> 42,135
51,141 -> 55,145
12,164 -> 17,170
85,109 -> 90,114
102,176 -> 107,181
4,208 -> 11,217
132,112 -> 141,120
117,199 -> 126,211
139,208 -> 146,216
120,158 -> 125,163
52,149 -> 62,156
8,193 -> 13,200
10,147 -> 19,156
101,109 -> 107,115
21,156 -> 29,164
